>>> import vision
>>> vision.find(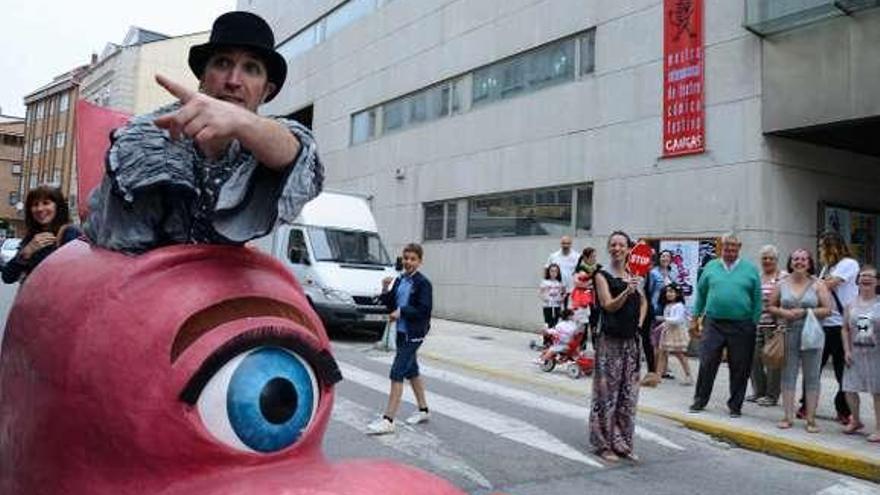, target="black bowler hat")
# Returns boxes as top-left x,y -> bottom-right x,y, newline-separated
188,11 -> 287,102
